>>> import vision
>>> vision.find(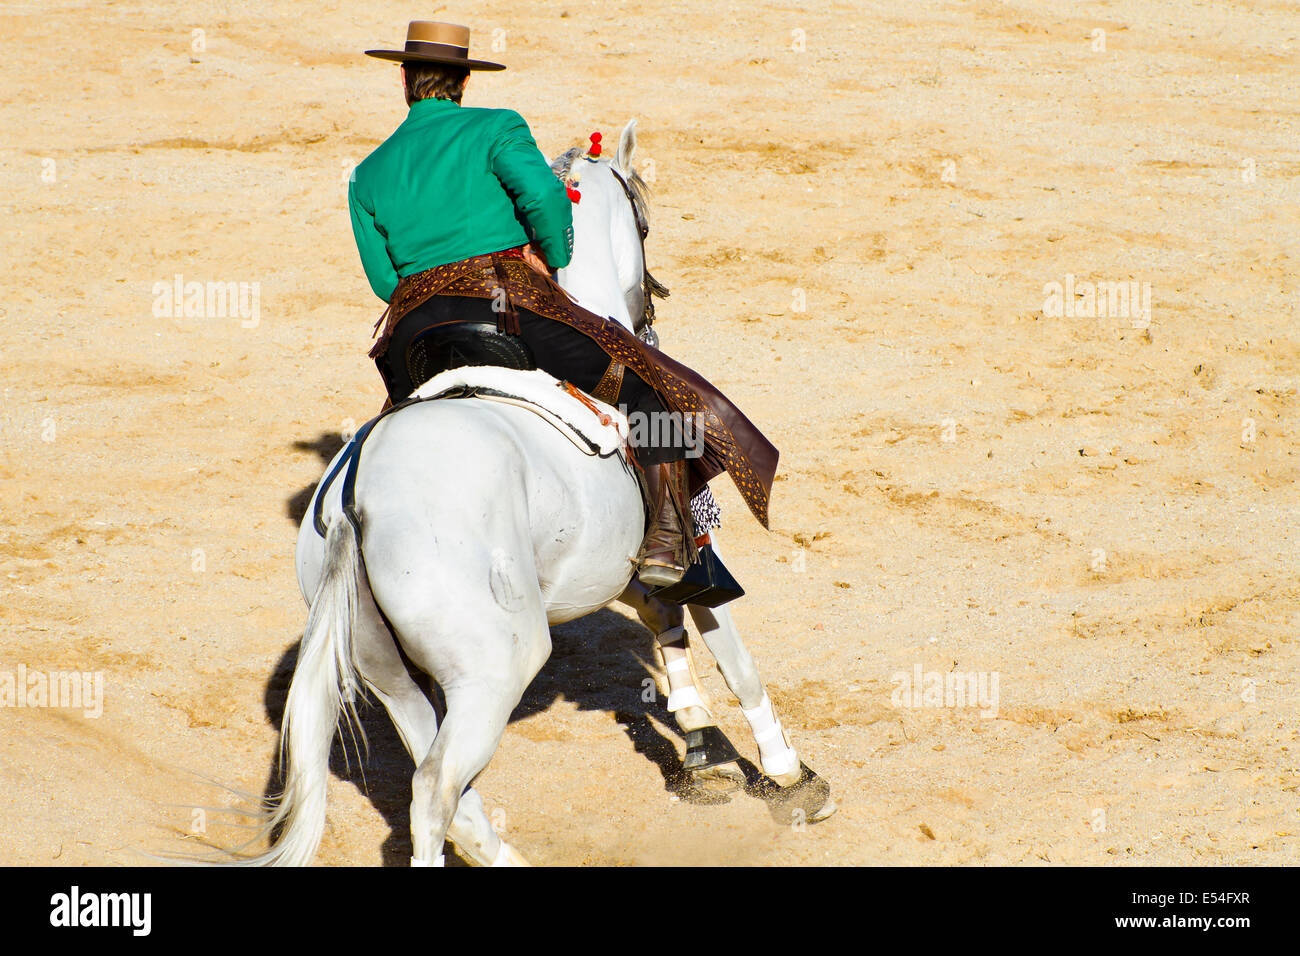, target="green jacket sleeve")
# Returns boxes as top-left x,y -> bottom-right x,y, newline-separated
348,174 -> 400,302
489,110 -> 574,269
